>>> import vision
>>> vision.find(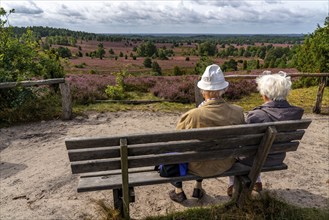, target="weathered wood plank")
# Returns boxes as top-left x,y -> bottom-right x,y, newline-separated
67,130 -> 304,161
120,138 -> 130,219
68,146 -> 120,161
70,142 -> 298,174
247,126 -> 277,186
77,162 -> 287,192
237,126 -> 277,206
80,166 -> 155,178
59,82 -> 72,120
65,120 -> 311,149
0,78 -> 65,89
313,76 -> 327,114
224,73 -> 329,79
